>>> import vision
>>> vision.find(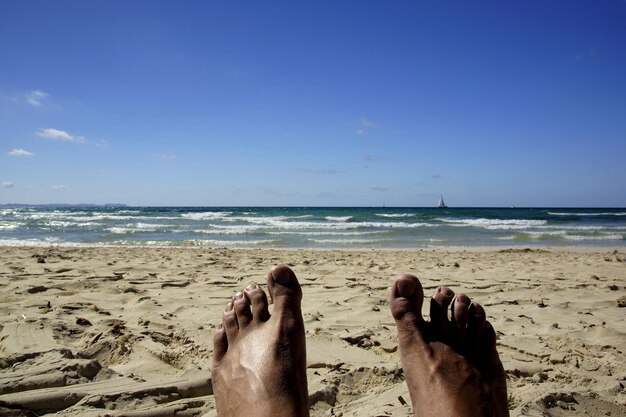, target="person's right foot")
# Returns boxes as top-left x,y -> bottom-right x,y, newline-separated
390,274 -> 509,417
